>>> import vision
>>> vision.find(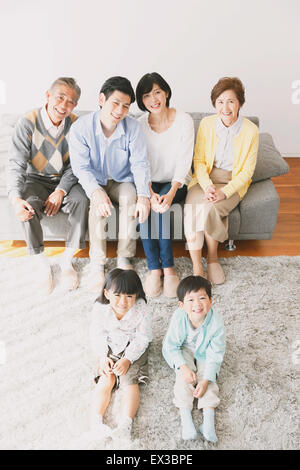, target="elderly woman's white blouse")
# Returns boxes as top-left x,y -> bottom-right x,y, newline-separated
214,115 -> 244,171
138,110 -> 194,186
89,299 -> 152,363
